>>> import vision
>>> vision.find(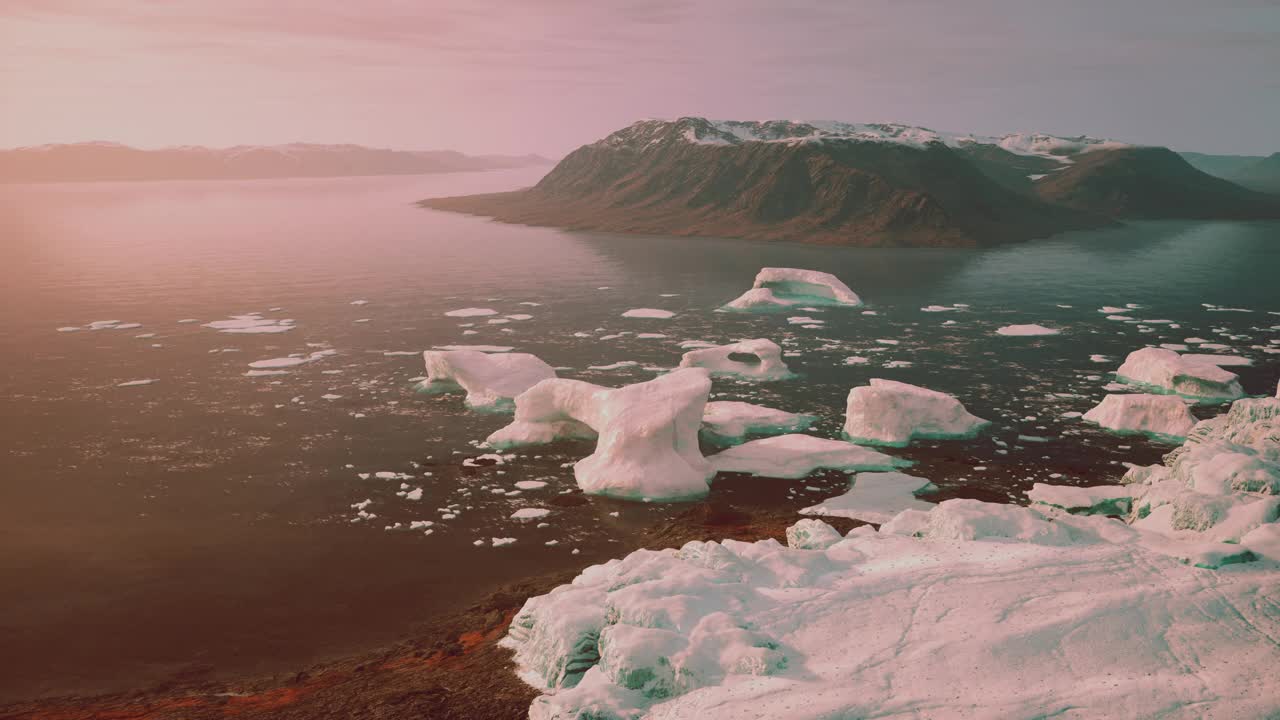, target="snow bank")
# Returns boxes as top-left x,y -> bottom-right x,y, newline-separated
843,379 -> 989,446
1081,393 -> 1197,439
1114,347 -> 1244,402
800,471 -> 936,523
420,349 -> 556,410
723,268 -> 862,310
708,434 -> 909,479
701,401 -> 815,442
486,368 -> 714,500
677,339 -> 792,381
